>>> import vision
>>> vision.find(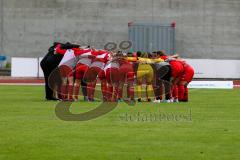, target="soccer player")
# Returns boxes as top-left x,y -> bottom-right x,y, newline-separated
178,62 -> 195,102
73,47 -> 93,101
104,52 -> 120,102
136,52 -> 154,102
152,52 -> 171,103
159,51 -> 184,102
115,52 -> 136,102
83,49 -> 110,102
55,44 -> 71,101
56,43 -> 82,101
